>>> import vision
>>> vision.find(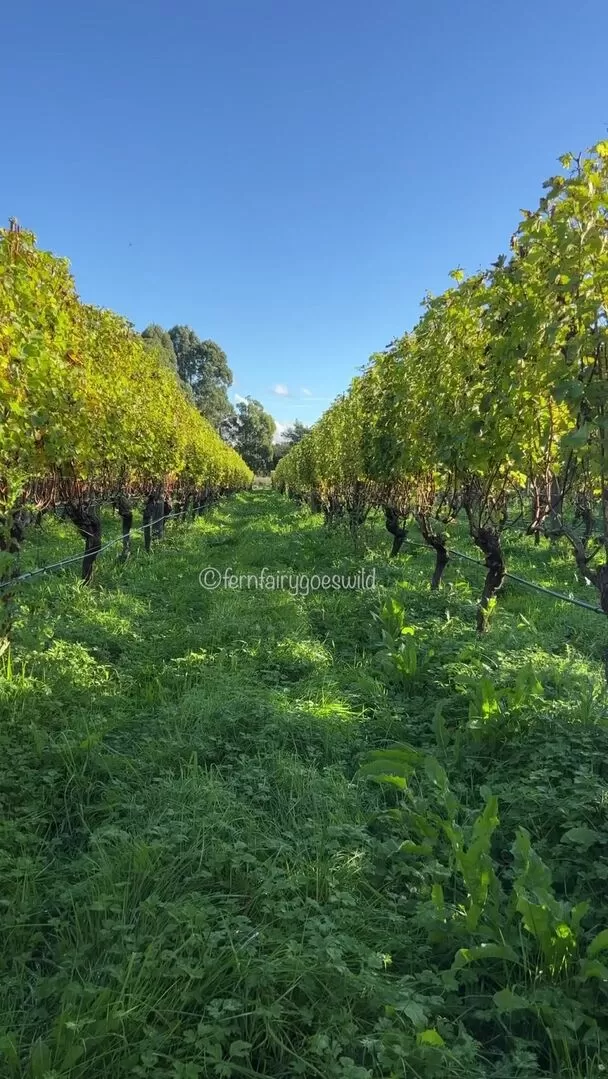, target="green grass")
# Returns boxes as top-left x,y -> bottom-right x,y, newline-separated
1,492 -> 607,1078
